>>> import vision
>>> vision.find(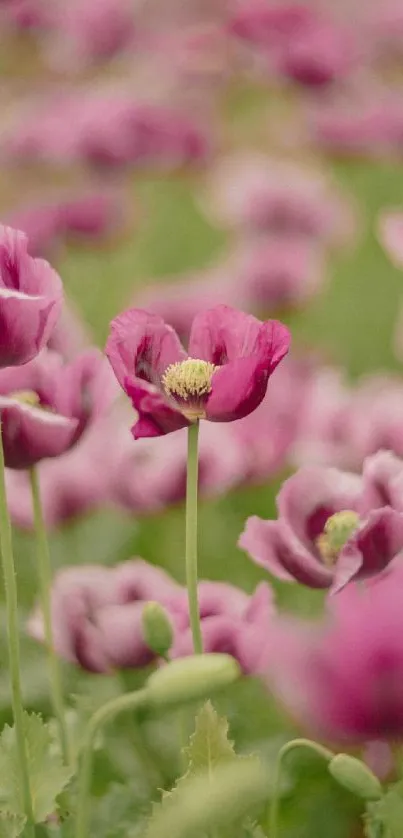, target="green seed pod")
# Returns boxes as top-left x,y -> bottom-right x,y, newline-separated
146,653 -> 240,708
142,601 -> 174,657
329,754 -> 383,801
